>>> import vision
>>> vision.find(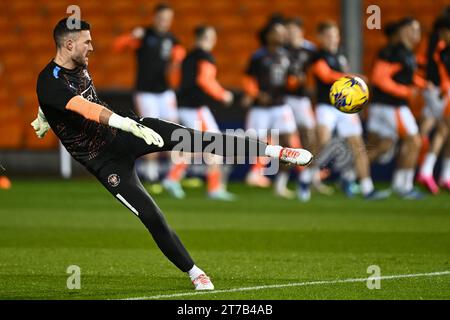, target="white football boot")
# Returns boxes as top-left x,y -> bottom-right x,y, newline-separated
192,274 -> 215,291
266,145 -> 313,166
